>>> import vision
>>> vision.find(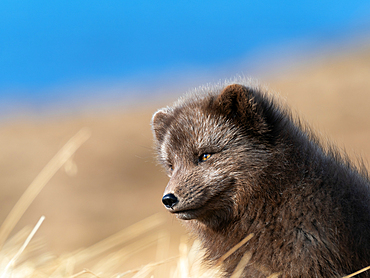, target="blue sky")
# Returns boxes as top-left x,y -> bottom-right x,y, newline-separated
1,1 -> 370,107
